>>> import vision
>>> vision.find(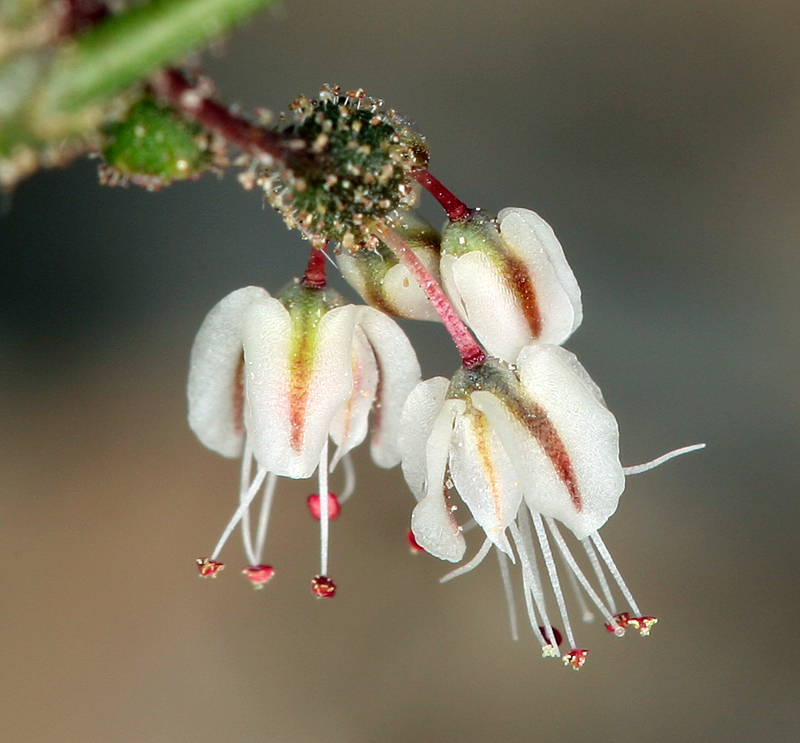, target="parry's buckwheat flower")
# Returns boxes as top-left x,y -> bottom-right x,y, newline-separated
398,343 -> 703,668
169,78 -> 703,669
440,207 -> 582,362
336,210 -> 443,321
188,256 -> 420,592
